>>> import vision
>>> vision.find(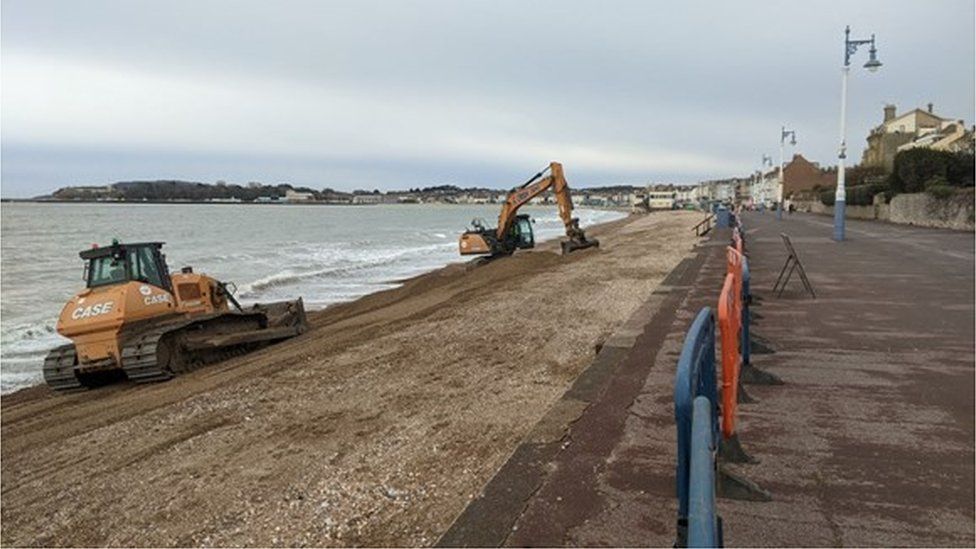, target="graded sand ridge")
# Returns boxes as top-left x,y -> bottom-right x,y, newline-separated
1,211 -> 700,547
